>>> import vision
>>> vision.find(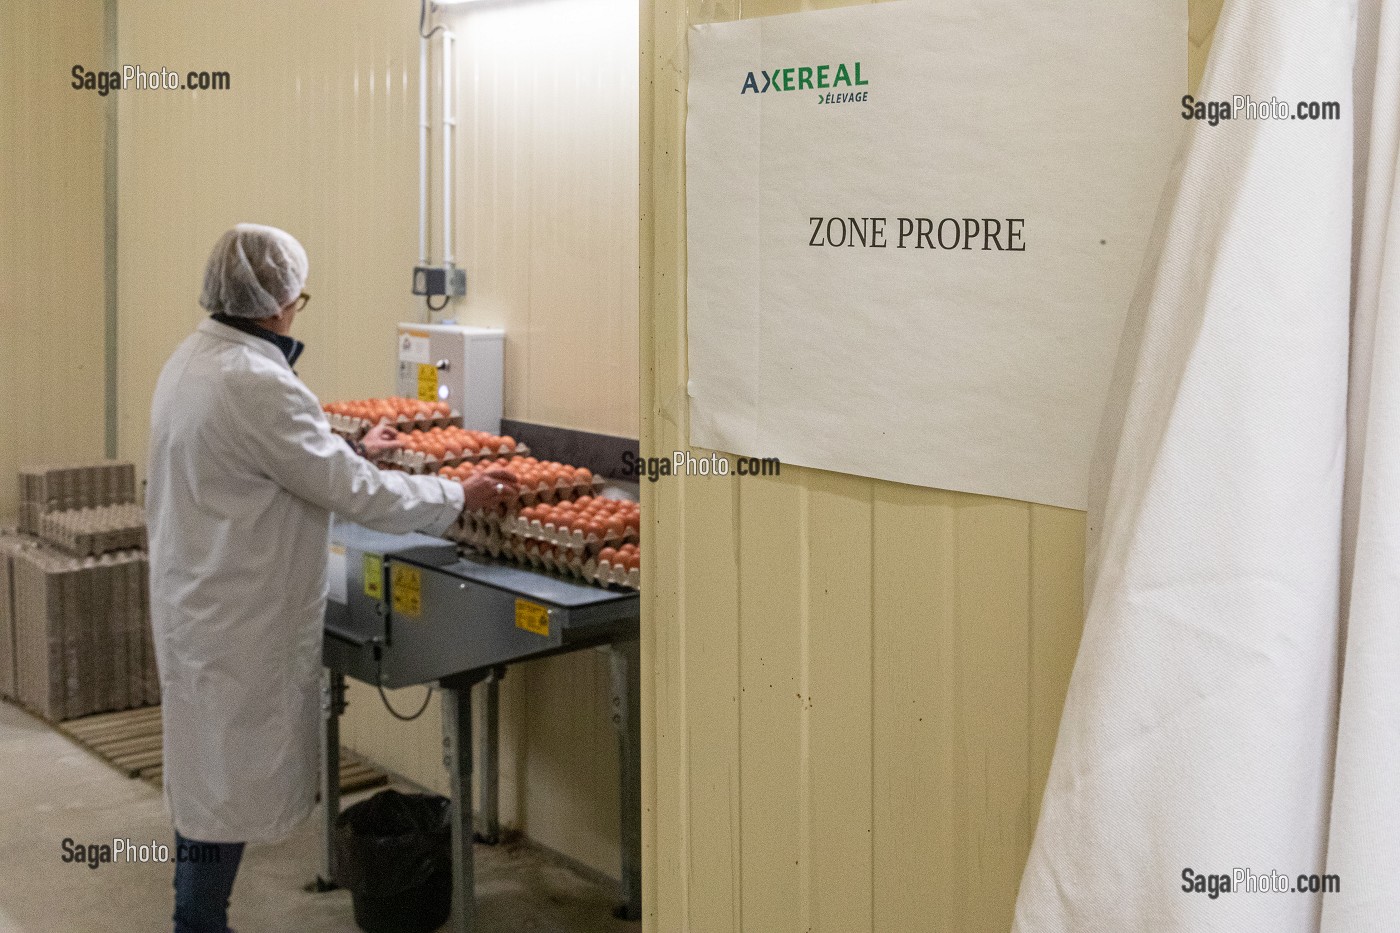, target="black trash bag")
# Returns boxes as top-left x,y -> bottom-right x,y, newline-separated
334,790 -> 453,933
